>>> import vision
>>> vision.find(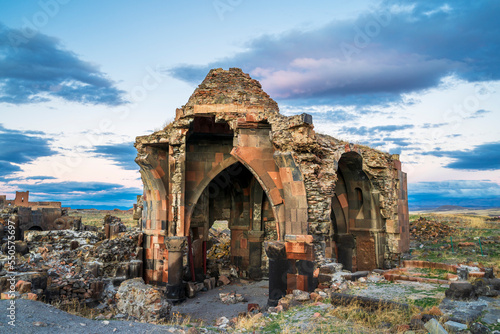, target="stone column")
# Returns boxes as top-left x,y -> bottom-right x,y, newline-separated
265,241 -> 288,307
248,231 -> 265,280
165,236 -> 187,302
